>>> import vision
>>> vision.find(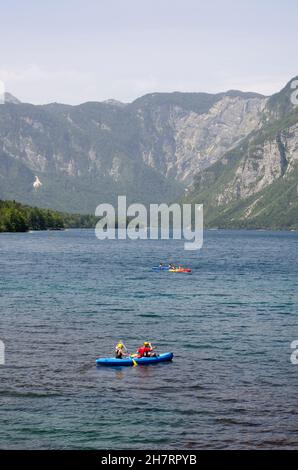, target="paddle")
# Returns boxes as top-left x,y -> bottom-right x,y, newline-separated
128,352 -> 138,366
121,342 -> 137,366
121,341 -> 128,353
